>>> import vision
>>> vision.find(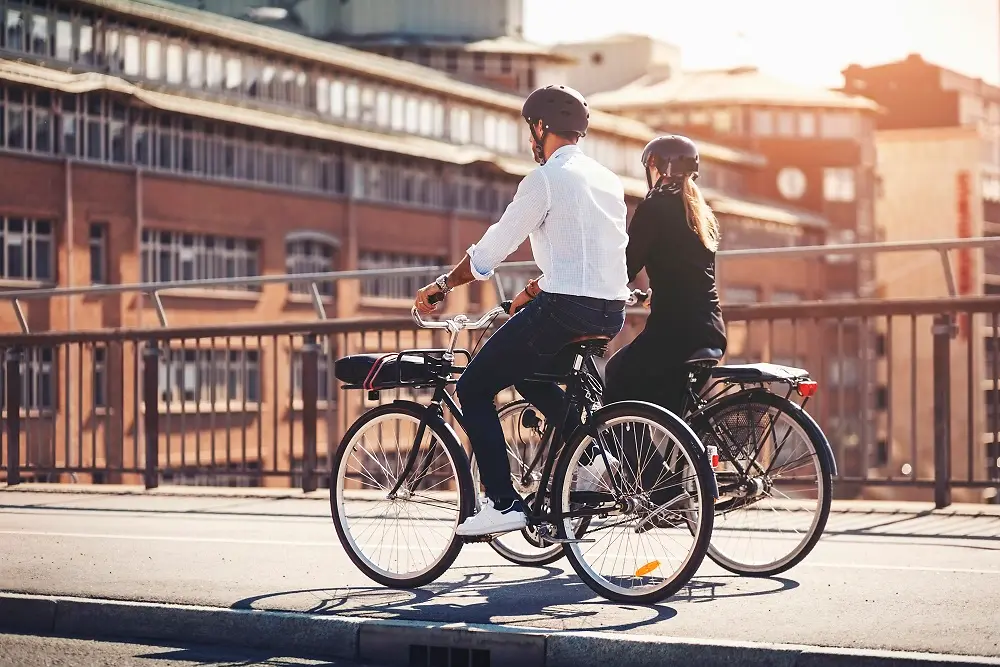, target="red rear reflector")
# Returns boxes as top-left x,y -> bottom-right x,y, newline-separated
707,445 -> 719,468
797,381 -> 818,397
